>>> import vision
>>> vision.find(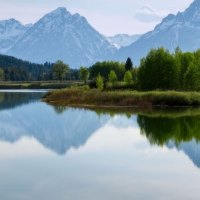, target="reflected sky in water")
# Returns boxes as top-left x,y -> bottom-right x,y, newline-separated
0,91 -> 200,200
